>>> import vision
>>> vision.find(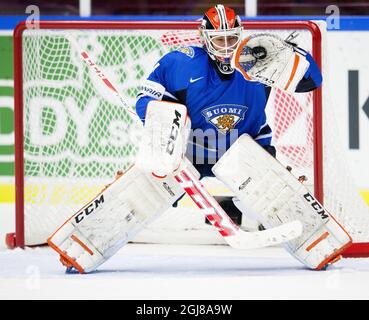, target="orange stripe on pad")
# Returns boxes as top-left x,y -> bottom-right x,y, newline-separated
316,241 -> 352,270
284,54 -> 300,91
306,231 -> 330,252
71,235 -> 94,256
47,239 -> 85,274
